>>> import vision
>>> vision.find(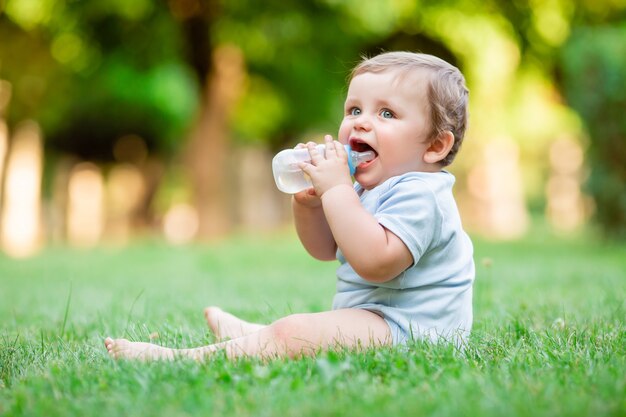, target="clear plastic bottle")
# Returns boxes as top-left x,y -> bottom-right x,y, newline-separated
272,144 -> 375,194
